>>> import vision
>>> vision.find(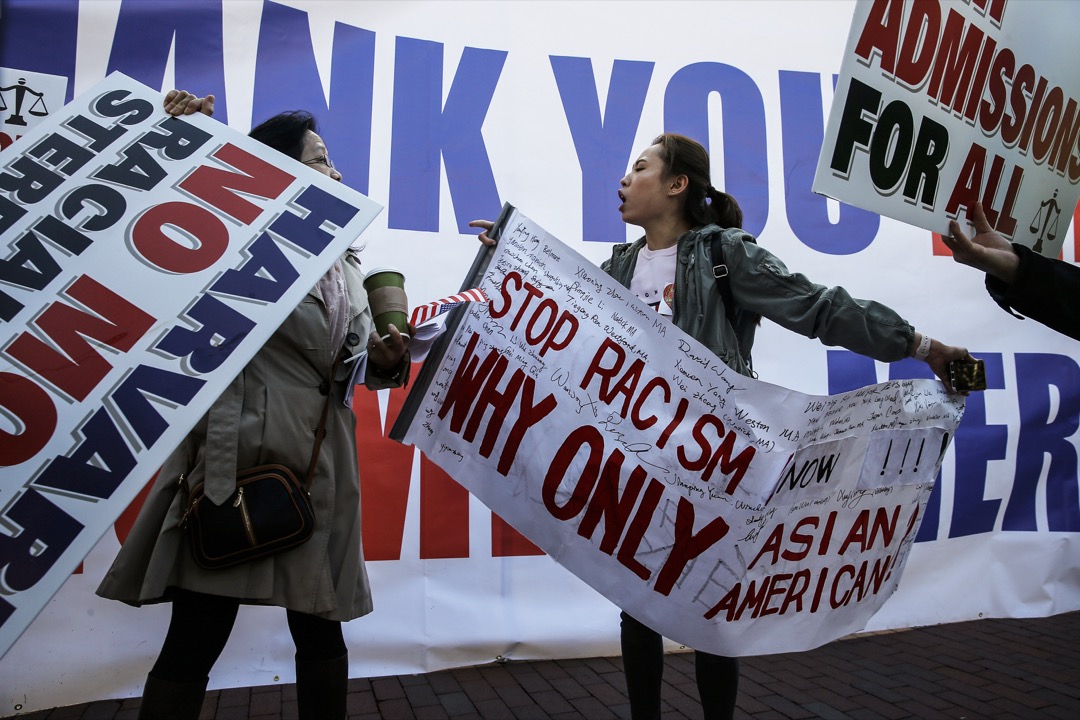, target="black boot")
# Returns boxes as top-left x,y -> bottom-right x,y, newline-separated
137,673 -> 207,720
296,652 -> 348,720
